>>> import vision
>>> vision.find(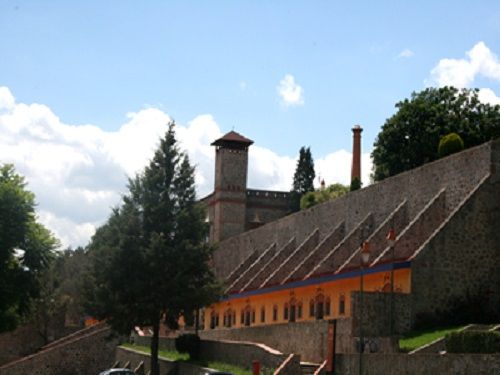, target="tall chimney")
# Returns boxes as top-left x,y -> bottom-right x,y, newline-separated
351,125 -> 363,184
